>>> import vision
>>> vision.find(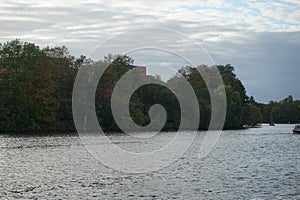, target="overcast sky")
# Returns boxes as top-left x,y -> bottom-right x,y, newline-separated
1,0 -> 299,103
